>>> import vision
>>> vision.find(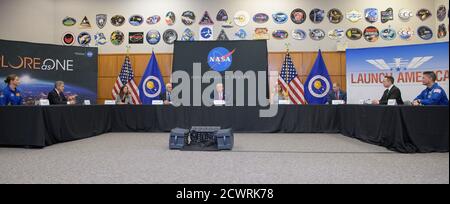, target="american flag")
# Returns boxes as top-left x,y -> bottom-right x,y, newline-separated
112,56 -> 141,104
278,53 -> 307,104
